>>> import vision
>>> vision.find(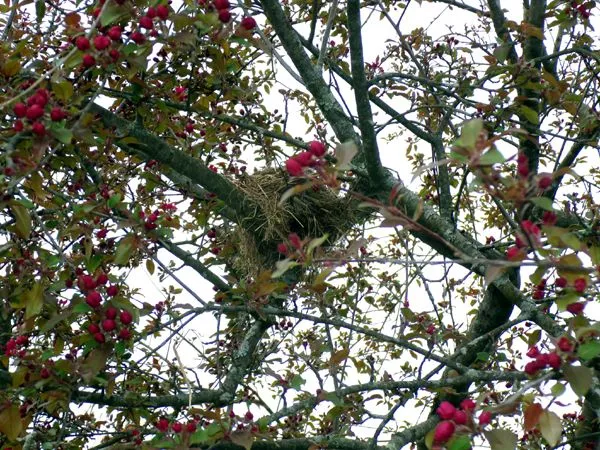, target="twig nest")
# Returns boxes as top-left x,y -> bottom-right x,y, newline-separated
217,169 -> 354,278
